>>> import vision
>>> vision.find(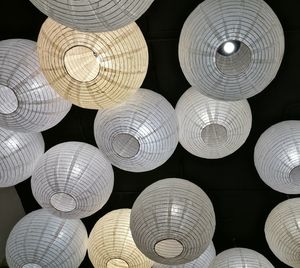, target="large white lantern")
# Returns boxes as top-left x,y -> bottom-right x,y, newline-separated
0,127 -> 44,187
130,178 -> 216,265
254,121 -> 300,194
31,142 -> 114,219
176,87 -> 252,159
209,248 -> 274,268
37,19 -> 148,109
6,209 -> 88,268
178,0 -> 284,101
88,209 -> 153,268
265,198 -> 300,268
0,39 -> 71,132
29,0 -> 155,32
94,89 -> 178,172
153,242 -> 216,268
